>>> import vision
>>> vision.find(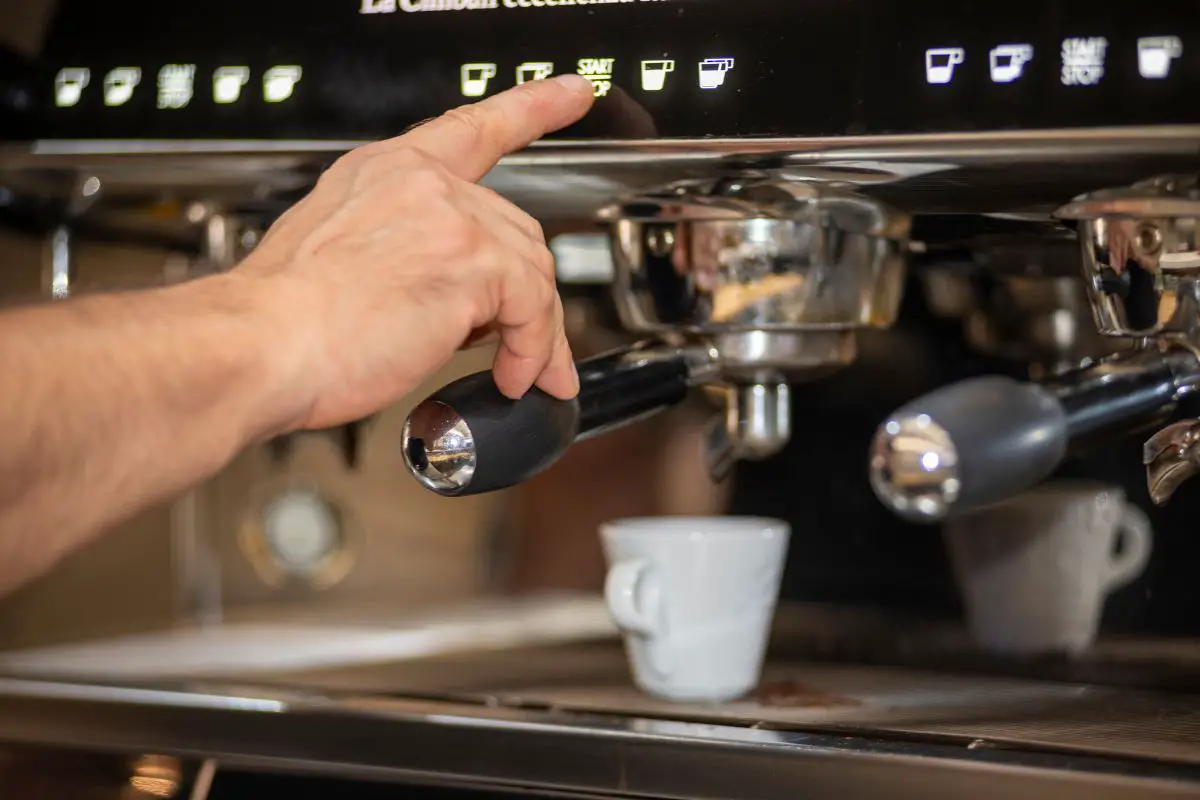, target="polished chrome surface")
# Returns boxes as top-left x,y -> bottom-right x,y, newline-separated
401,401 -> 476,493
40,175 -> 103,300
0,674 -> 1199,799
705,381 -> 791,482
601,180 -> 909,353
868,415 -> 961,523
962,275 -> 1132,377
4,127 -> 1200,226
1145,419 -> 1200,506
1058,175 -> 1200,338
45,224 -> 73,299
712,330 -> 857,383
871,345 -> 1200,521
1050,345 -> 1200,442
